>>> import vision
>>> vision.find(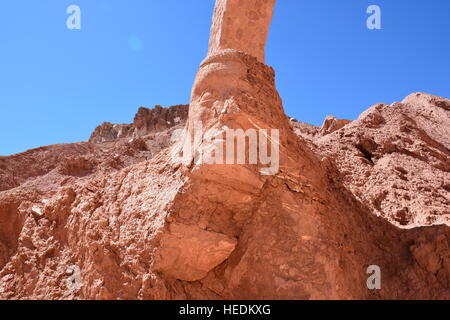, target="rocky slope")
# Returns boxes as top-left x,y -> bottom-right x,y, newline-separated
0,0 -> 449,300
0,105 -> 188,193
1,73 -> 449,300
293,93 -> 450,228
